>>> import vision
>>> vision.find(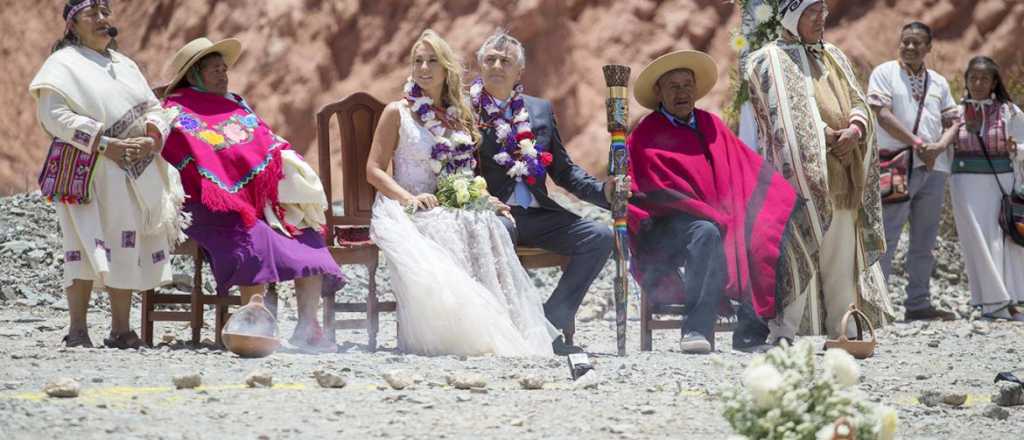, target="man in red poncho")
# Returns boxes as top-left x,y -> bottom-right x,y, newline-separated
627,50 -> 812,353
